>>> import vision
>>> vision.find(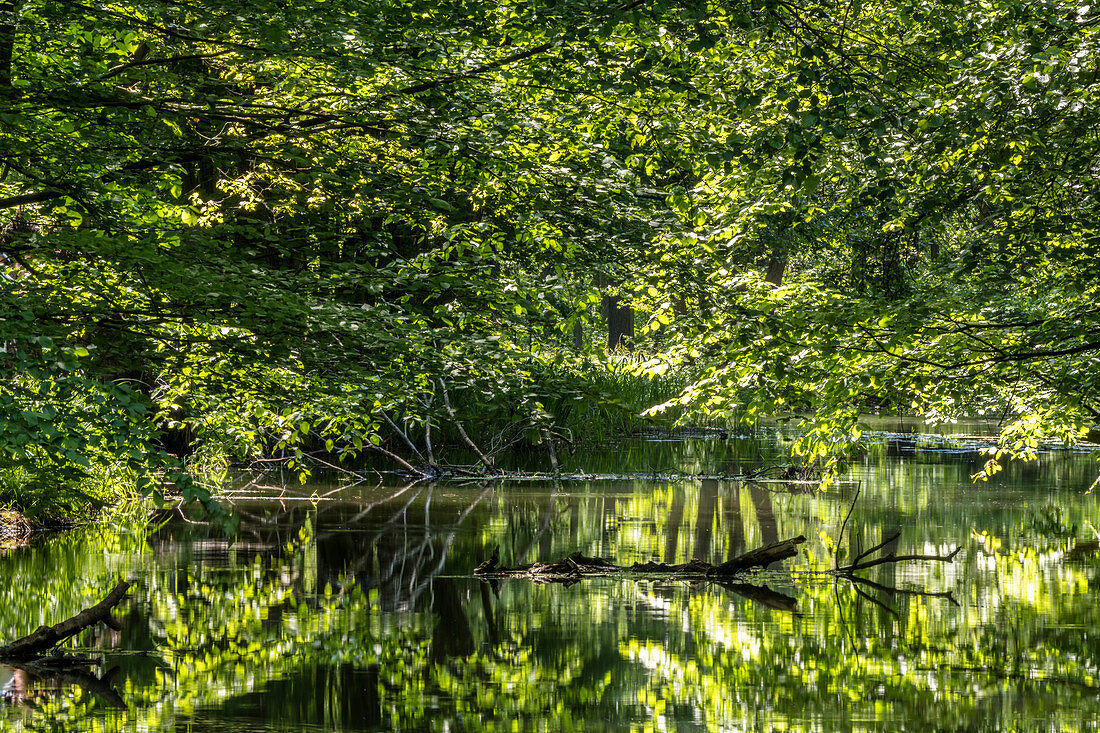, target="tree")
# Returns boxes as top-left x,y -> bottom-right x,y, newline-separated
4,0 -> 1099,504
639,0 -> 1100,481
0,0 -> 699,501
